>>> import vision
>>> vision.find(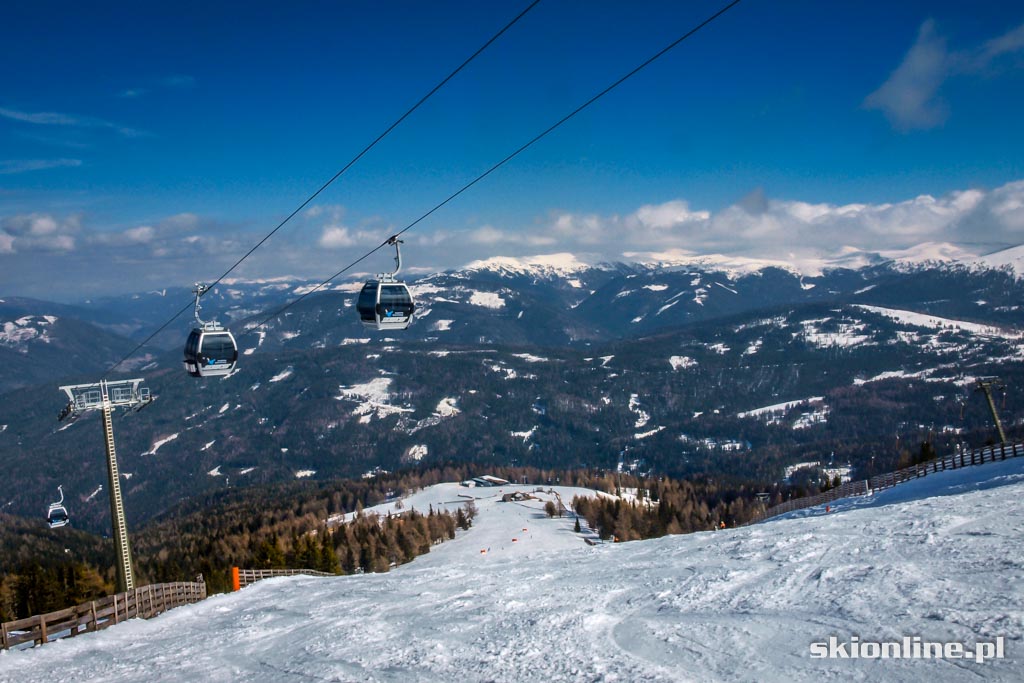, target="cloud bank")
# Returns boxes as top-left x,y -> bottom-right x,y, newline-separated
3,180 -> 1024,298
